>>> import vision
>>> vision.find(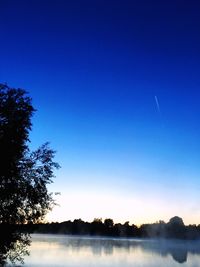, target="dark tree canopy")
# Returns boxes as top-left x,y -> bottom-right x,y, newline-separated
0,84 -> 59,224
0,225 -> 30,265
